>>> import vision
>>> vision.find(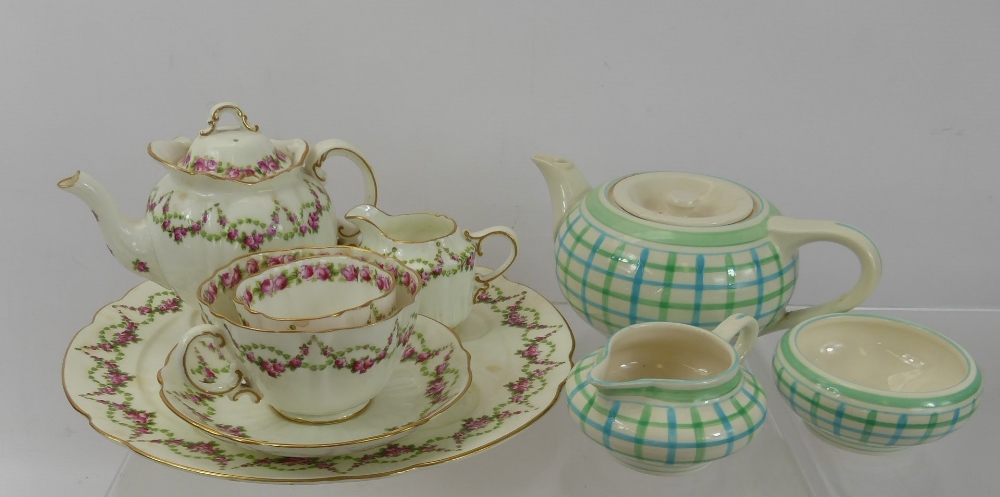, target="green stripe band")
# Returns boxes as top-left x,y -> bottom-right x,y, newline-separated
774,360 -> 978,430
583,182 -> 777,247
778,315 -> 982,409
